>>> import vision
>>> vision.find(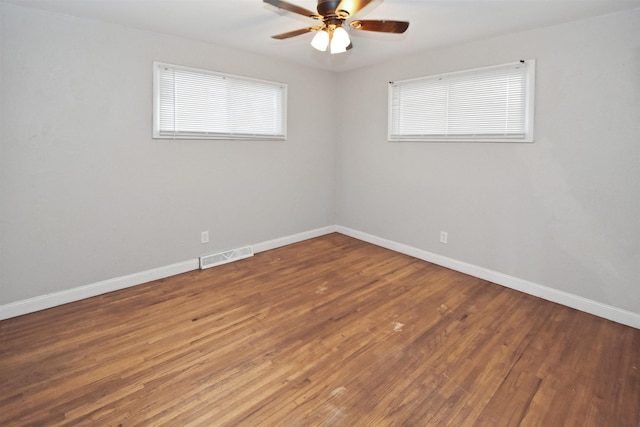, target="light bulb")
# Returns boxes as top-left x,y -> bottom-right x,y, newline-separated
311,30 -> 330,51
330,27 -> 350,54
